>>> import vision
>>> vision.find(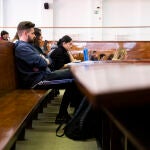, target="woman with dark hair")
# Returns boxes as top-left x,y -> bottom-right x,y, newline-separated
33,27 -> 44,55
50,35 -> 83,123
50,35 -> 77,70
